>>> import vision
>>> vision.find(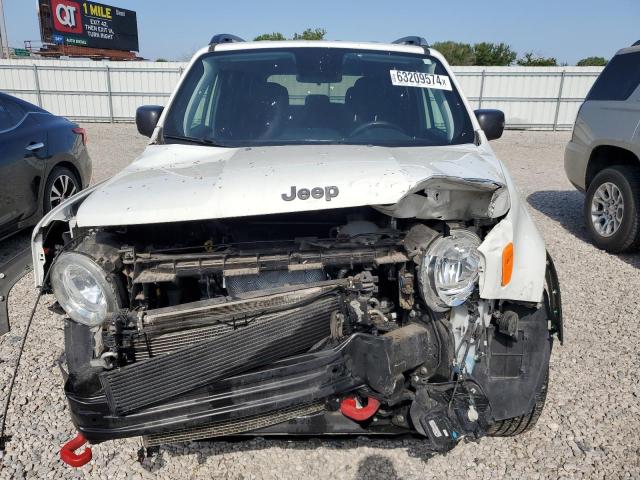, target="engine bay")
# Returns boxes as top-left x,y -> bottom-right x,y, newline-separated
41,206 -> 558,450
